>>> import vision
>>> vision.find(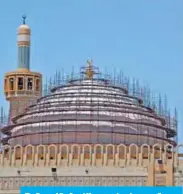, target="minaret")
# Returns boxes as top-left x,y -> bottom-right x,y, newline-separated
17,15 -> 31,70
4,16 -> 42,123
